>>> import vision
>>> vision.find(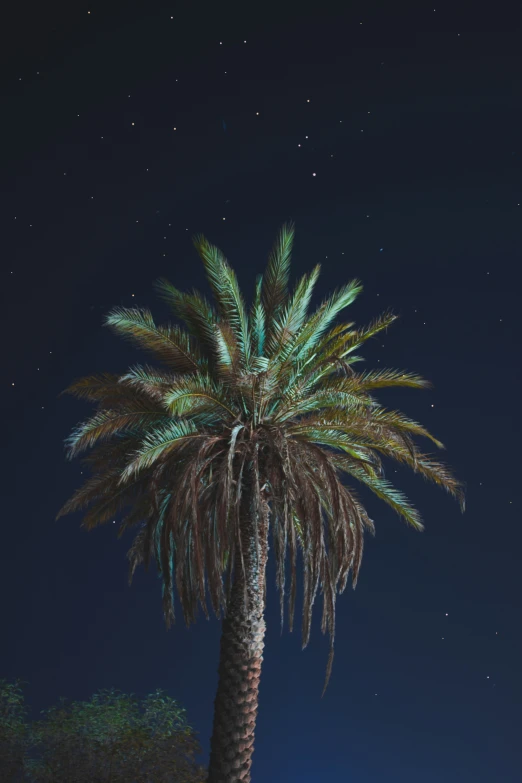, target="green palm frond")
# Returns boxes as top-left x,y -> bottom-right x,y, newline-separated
292,404 -> 443,448
154,279 -> 217,356
305,321 -> 358,361
56,469 -> 147,528
334,458 -> 424,530
341,369 -> 432,392
82,478 -> 148,529
272,386 -> 374,423
218,260 -> 251,369
357,445 -> 465,510
411,454 -> 466,511
61,373 -> 125,402
119,364 -> 179,401
362,406 -> 444,447
120,419 -> 202,482
341,310 -> 398,355
291,278 -> 363,361
266,264 -> 321,359
250,274 -> 266,357
65,409 -> 169,459
105,307 -> 202,372
213,322 -> 240,381
192,236 -> 251,367
262,221 -> 294,332
57,469 -> 121,518
192,235 -> 229,311
163,375 -> 236,420
273,324 -> 361,400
